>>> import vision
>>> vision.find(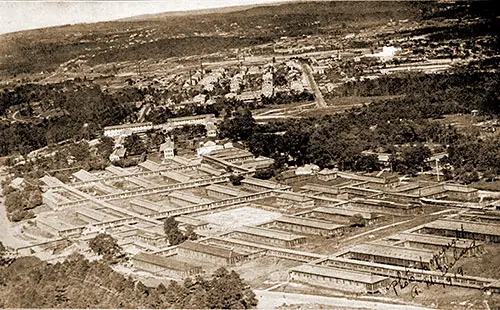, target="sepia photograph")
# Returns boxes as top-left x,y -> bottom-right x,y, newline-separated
0,0 -> 499,309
